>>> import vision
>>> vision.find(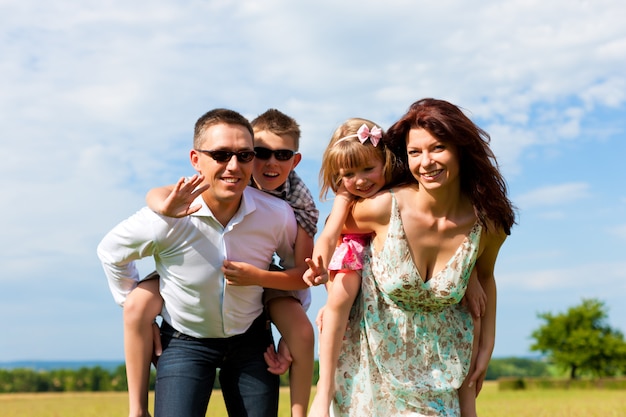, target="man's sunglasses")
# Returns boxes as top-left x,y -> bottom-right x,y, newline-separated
254,147 -> 296,161
196,149 -> 256,163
